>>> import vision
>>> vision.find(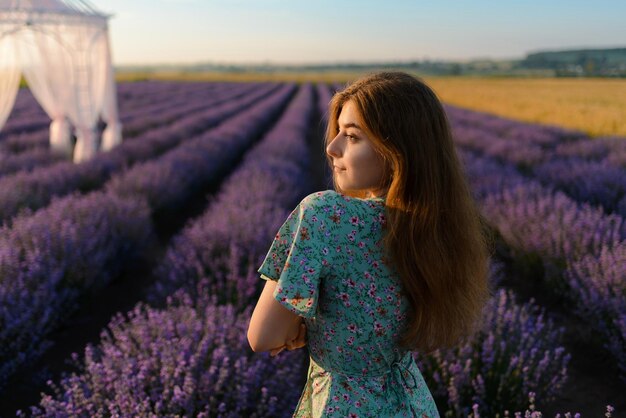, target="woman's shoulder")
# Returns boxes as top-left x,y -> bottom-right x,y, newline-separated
292,190 -> 387,240
299,190 -> 342,208
297,190 -> 384,218
300,190 -> 384,207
